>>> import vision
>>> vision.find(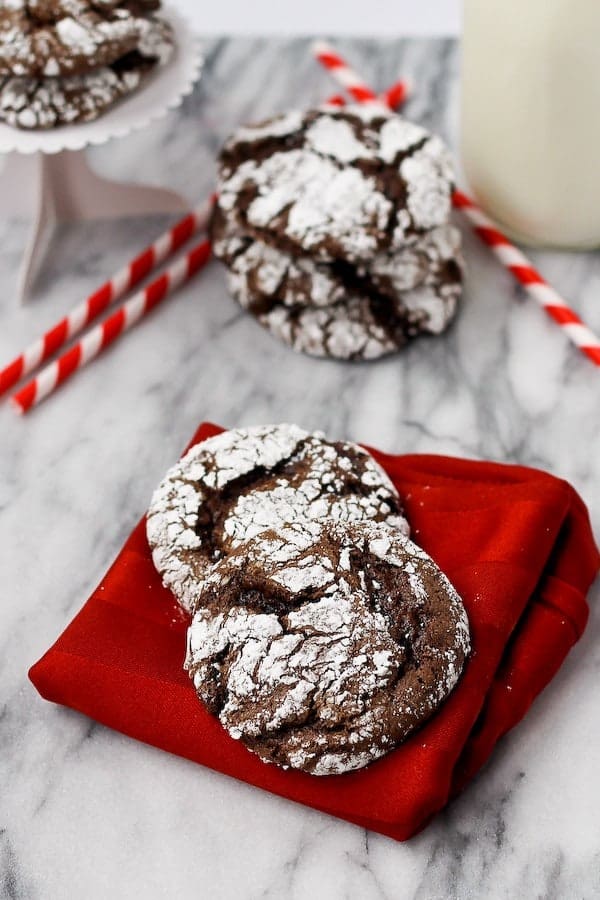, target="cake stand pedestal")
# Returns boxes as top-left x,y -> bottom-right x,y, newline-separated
0,7 -> 202,303
0,149 -> 189,302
